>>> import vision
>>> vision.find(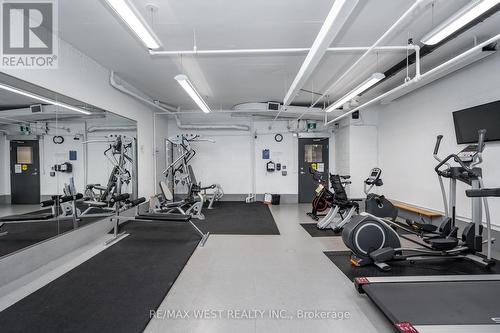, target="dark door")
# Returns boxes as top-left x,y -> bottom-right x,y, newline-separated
10,140 -> 40,204
298,138 -> 329,203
